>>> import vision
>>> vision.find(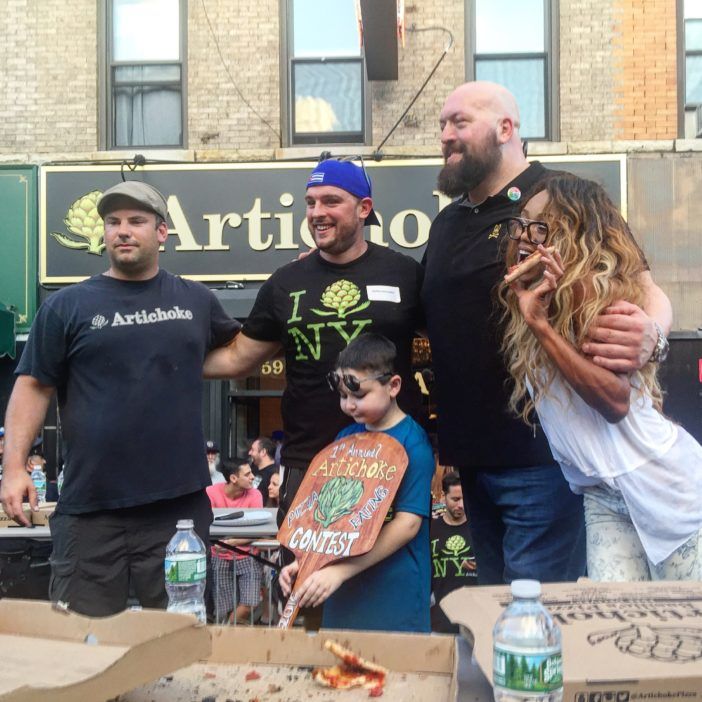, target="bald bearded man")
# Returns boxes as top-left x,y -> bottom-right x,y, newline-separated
421,81 -> 672,585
